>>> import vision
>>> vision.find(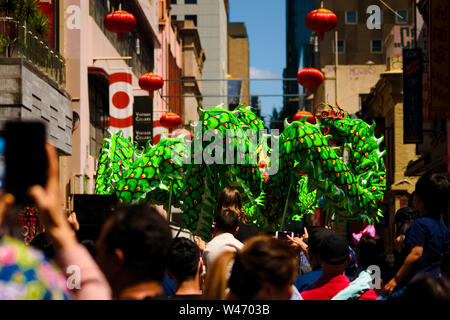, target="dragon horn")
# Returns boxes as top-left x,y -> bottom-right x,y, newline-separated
197,105 -> 205,115
376,136 -> 384,146
378,150 -> 386,159
284,118 -> 290,128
